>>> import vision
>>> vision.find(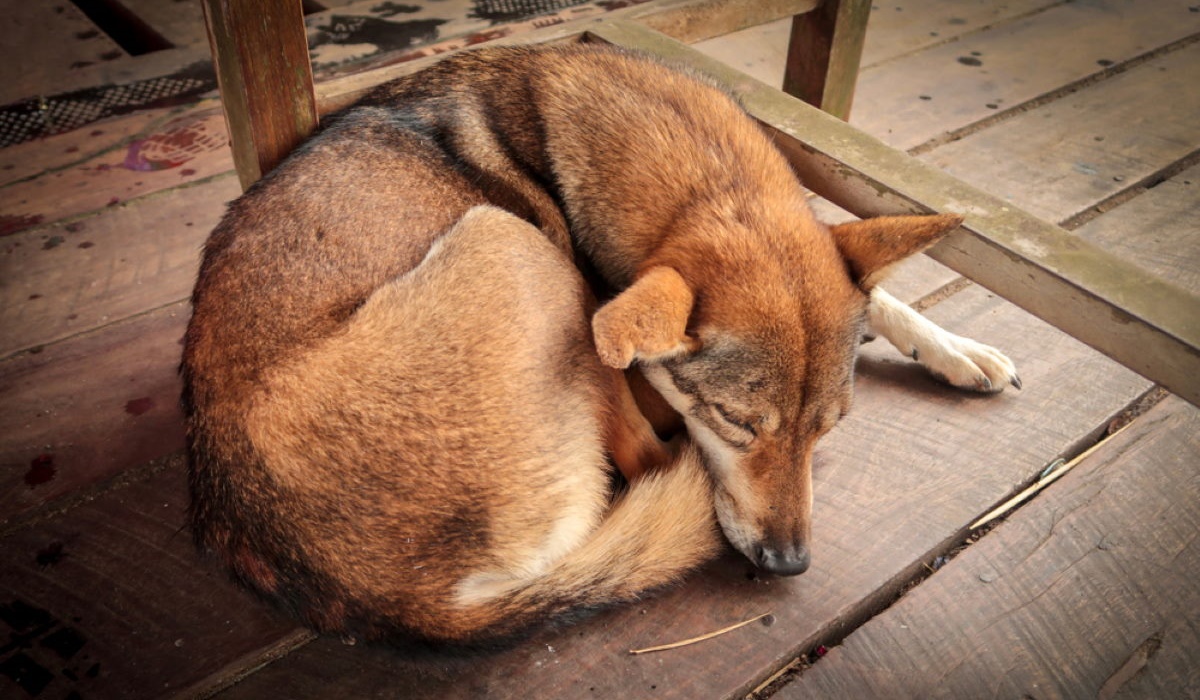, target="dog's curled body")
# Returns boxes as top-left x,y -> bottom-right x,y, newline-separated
183,46 -> 734,645
183,43 -> 1004,645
